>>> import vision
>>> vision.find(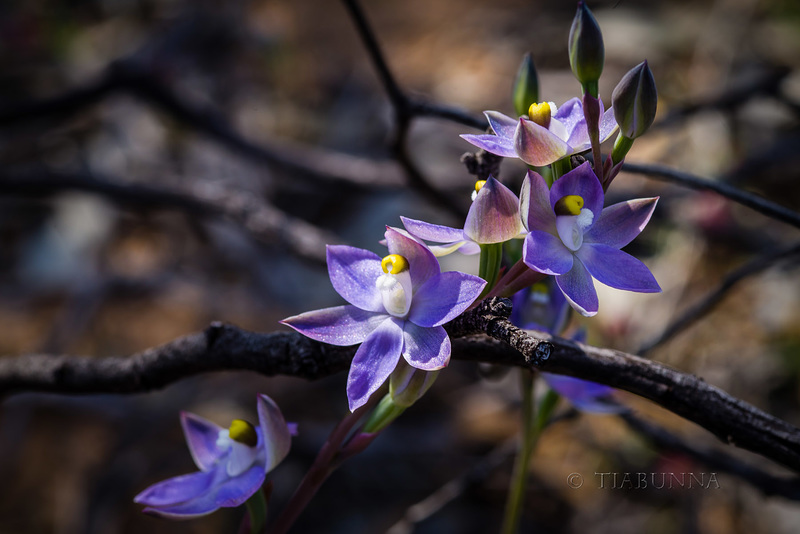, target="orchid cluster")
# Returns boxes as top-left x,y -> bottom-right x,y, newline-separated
134,2 -> 661,532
